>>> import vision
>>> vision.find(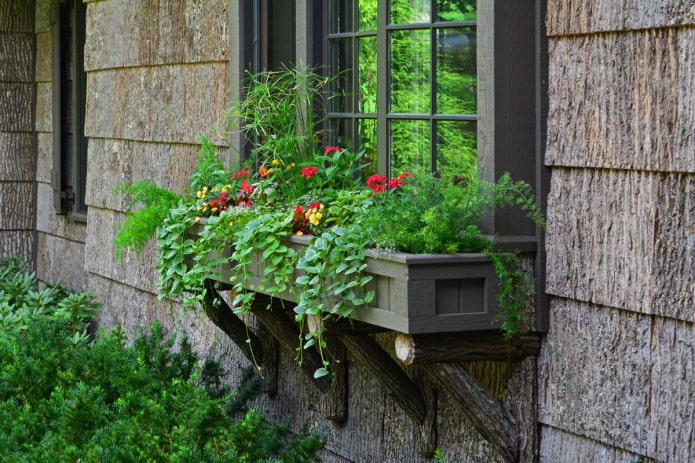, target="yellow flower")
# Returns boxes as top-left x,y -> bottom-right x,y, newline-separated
271,158 -> 281,166
211,207 -> 218,212
288,163 -> 296,169
196,190 -> 204,198
195,217 -> 201,222
296,231 -> 304,236
196,206 -> 202,211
